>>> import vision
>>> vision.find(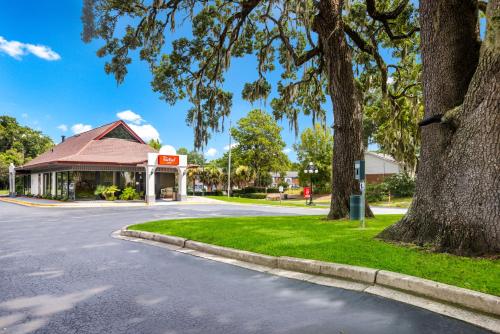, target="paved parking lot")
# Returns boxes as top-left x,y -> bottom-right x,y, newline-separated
0,201 -> 489,334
